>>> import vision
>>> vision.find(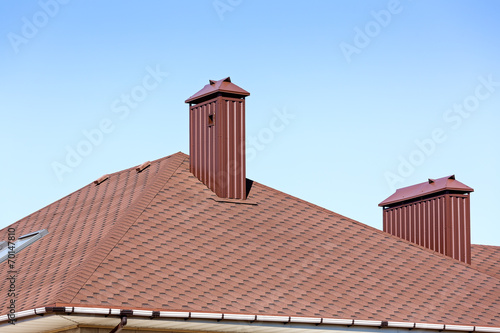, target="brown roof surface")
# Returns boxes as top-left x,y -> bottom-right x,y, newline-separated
472,244 -> 500,280
185,77 -> 250,103
379,175 -> 474,206
1,152 -> 500,326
